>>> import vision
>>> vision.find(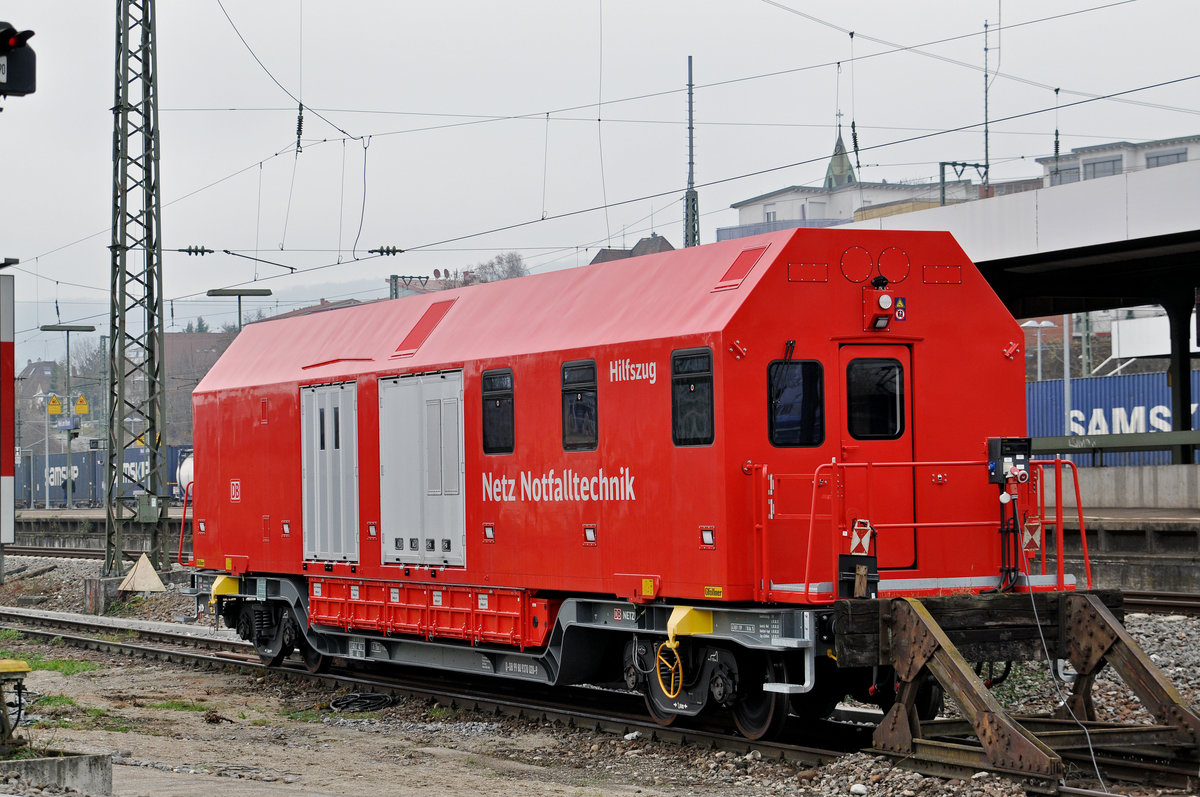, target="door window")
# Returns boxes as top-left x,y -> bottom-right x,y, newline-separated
846,358 -> 903,439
